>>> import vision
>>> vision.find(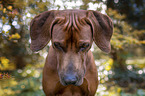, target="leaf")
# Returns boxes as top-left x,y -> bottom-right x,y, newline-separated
7,6 -> 13,10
